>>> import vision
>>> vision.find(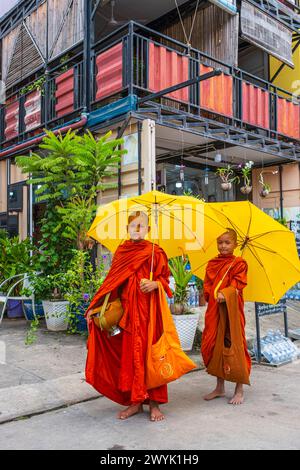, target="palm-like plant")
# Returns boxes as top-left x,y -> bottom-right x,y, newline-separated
168,256 -> 193,312
15,130 -> 127,271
